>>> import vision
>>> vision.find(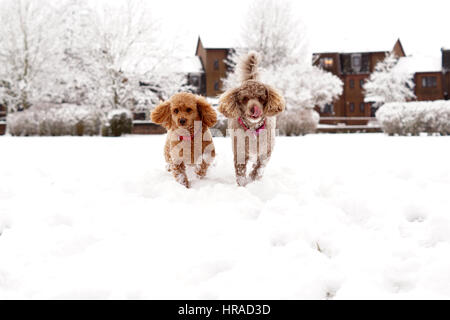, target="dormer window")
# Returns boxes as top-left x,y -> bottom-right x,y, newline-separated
351,54 -> 362,72
320,57 -> 334,69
